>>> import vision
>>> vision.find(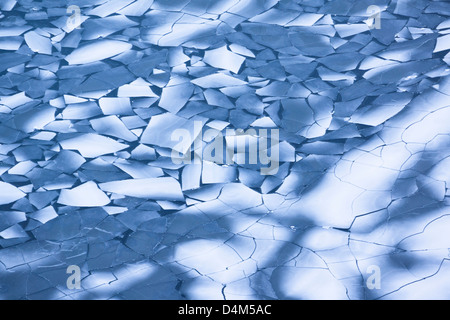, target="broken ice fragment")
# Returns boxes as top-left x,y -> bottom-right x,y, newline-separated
257,61 -> 286,81
46,150 -> 85,174
0,224 -> 28,239
0,36 -> 23,51
28,206 -> 58,224
24,31 -> 52,55
350,92 -> 412,126
318,53 -> 364,72
181,164 -> 202,191
172,239 -> 243,275
90,116 -> 138,142
403,106 -> 450,144
158,21 -> 220,47
290,32 -> 334,57
113,160 -> 164,179
30,131 -> 56,141
62,102 -> 102,120
219,183 -> 262,211
229,44 -> 255,58
0,92 -> 33,110
191,73 -> 247,88
87,0 -> 135,18
168,46 -> 190,67
58,181 -> 110,207
249,8 -> 299,25
0,53 -> 31,73
65,40 -> 133,65
0,0 -> 449,301
203,46 -> 246,74
81,15 -> 139,40
118,84 -> 158,98
0,182 -> 25,205
335,24 -> 370,38
434,34 -> 450,53
202,161 -> 237,184
131,144 -> 156,161
0,0 -> 16,11
236,94 -> 264,115
203,89 -> 235,109
251,117 -> 276,129
99,178 -> 184,201
118,0 -> 154,16
286,13 -> 323,27
8,161 -> 36,176
0,211 -> 26,232
141,113 -> 203,154
59,133 -> 128,158
159,83 -> 194,114
99,97 -> 133,115
14,106 -> 55,133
